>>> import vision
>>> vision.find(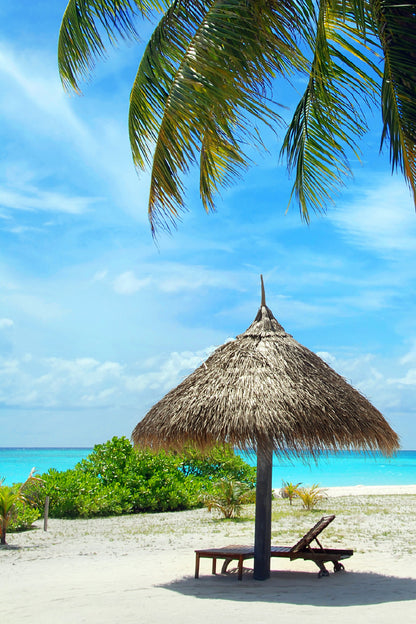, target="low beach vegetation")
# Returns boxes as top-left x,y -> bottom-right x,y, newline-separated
23,437 -> 256,521
0,470 -> 41,544
296,484 -> 328,511
279,481 -> 327,511
203,478 -> 255,519
280,481 -> 302,505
